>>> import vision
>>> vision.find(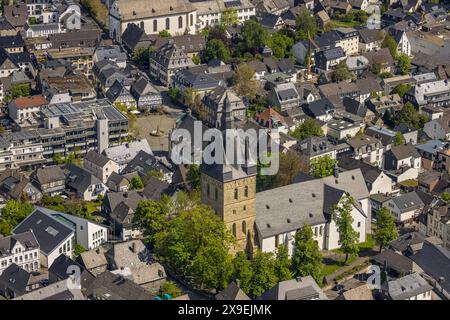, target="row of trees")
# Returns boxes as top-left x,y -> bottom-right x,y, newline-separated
132,190 -> 398,296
